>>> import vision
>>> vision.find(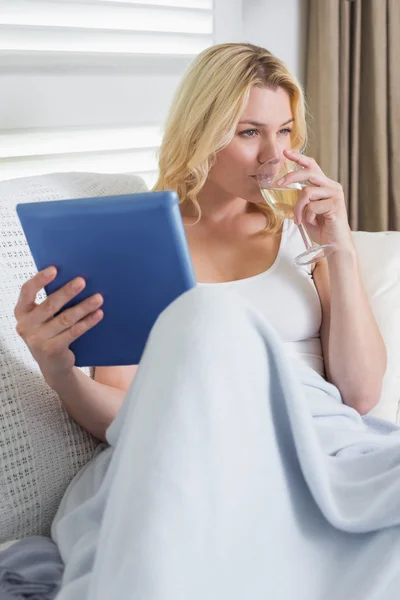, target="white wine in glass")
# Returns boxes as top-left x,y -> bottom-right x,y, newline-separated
256,162 -> 335,266
259,185 -> 301,220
